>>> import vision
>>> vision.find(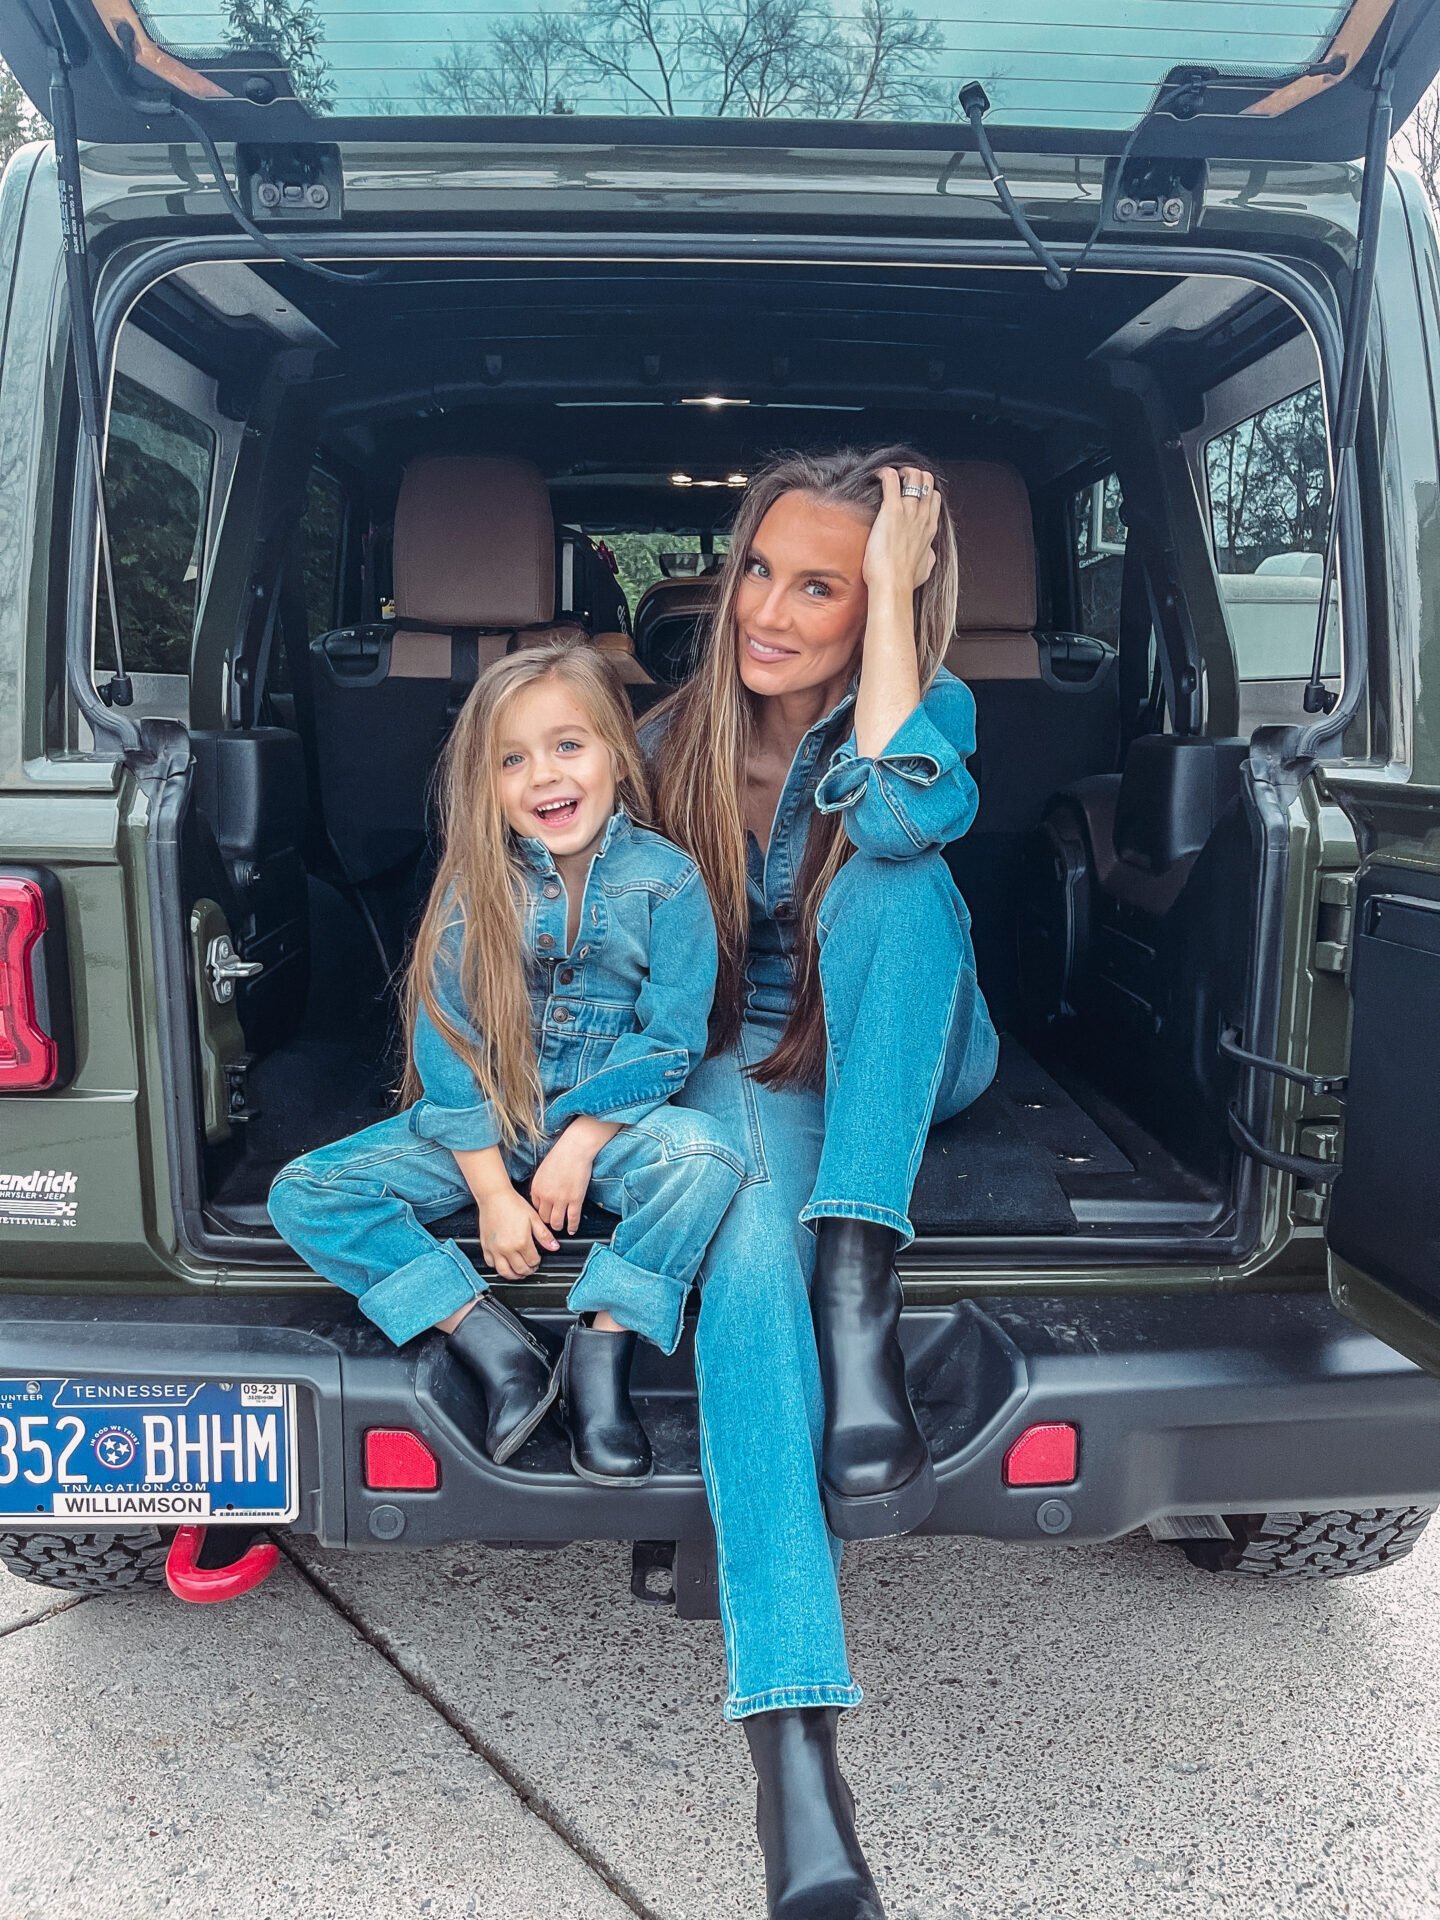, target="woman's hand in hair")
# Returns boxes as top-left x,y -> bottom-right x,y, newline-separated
854,466 -> 939,757
862,466 -> 942,599
531,1115 -> 623,1237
